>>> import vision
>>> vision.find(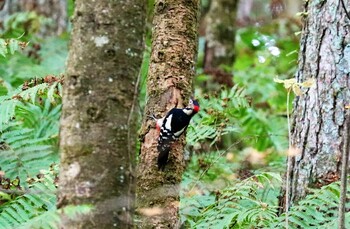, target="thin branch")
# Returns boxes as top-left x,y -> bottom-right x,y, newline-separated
285,89 -> 292,229
338,108 -> 350,229
126,65 -> 142,227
